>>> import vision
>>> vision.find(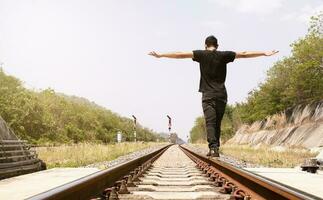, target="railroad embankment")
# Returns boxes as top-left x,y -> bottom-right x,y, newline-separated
227,101 -> 323,151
